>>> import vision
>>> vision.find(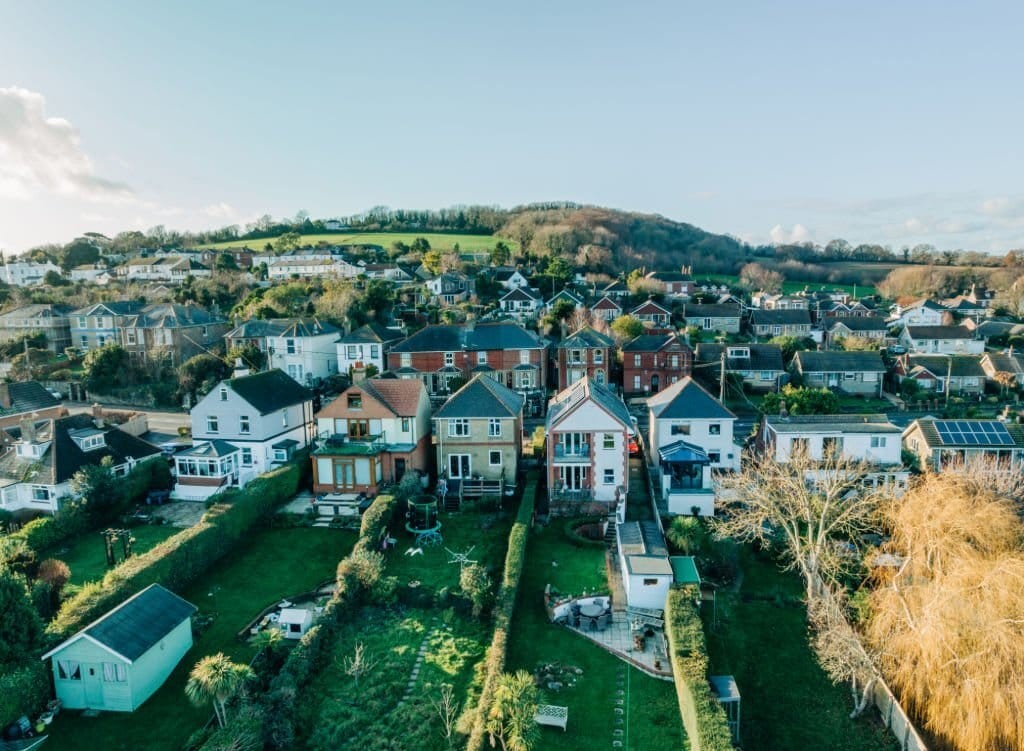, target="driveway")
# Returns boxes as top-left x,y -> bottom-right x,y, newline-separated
66,402 -> 191,435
